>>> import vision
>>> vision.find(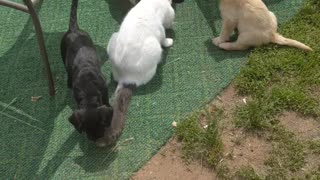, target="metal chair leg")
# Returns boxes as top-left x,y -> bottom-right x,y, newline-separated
23,0 -> 55,96
0,0 -> 28,12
